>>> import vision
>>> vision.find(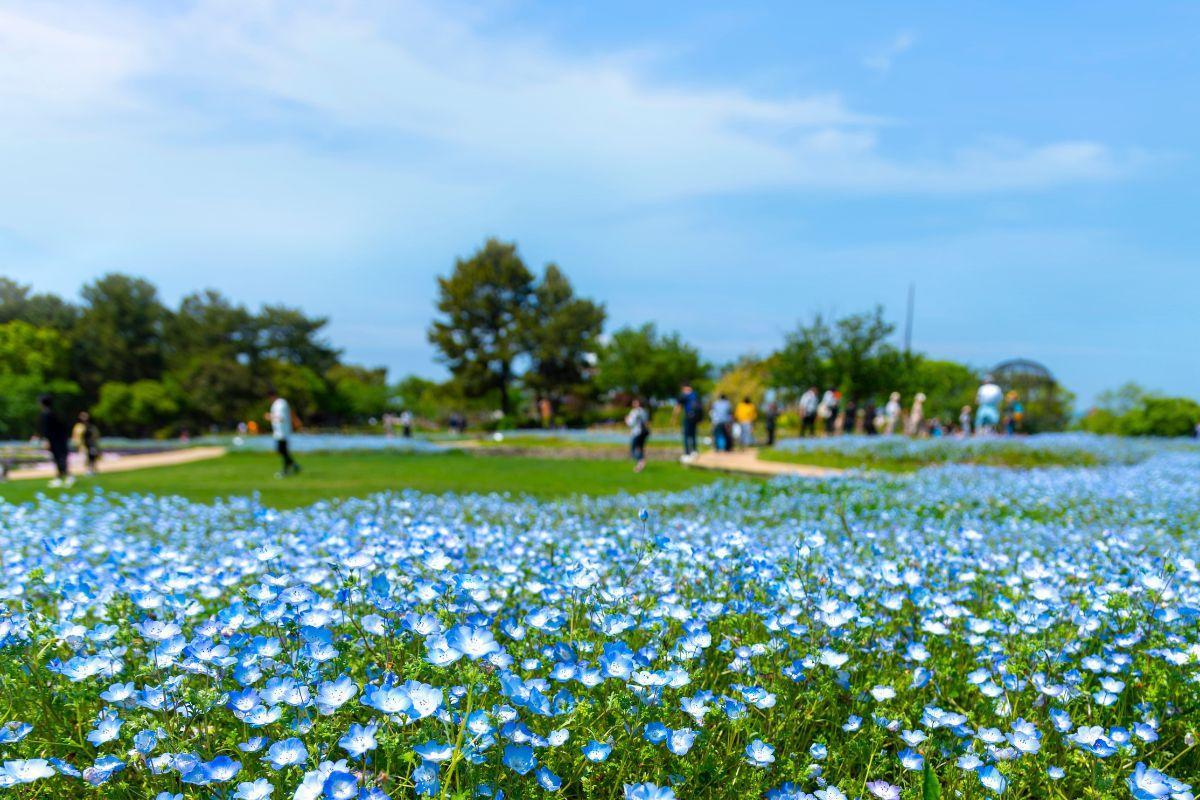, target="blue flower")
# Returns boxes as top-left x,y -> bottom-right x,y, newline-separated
264,738 -> 307,771
624,784 -> 675,800
502,744 -> 537,776
745,738 -> 775,767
